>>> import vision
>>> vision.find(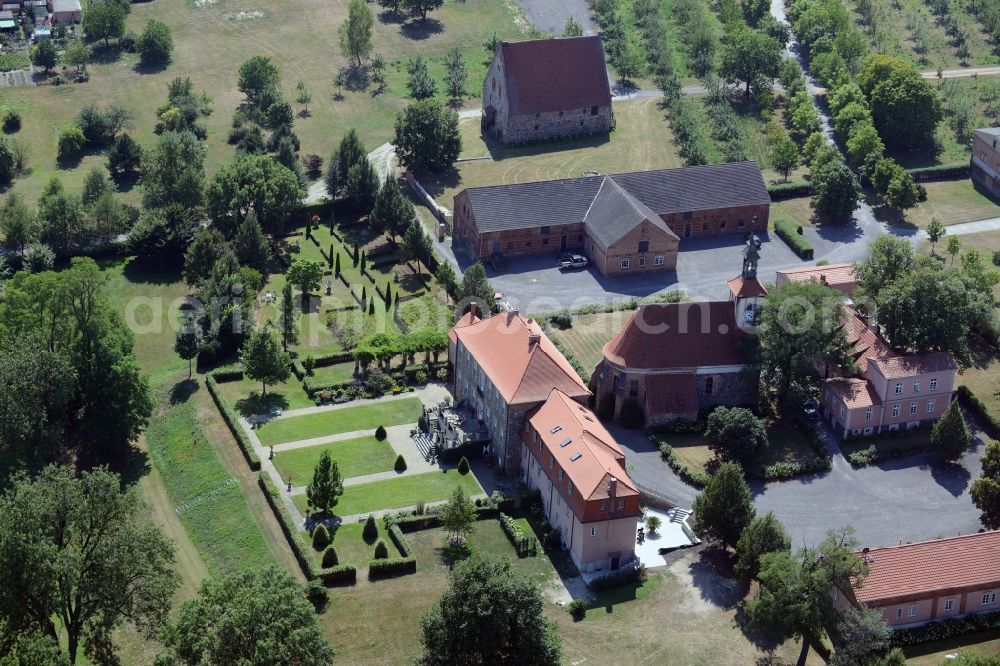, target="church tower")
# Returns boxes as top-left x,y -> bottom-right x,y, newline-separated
727,239 -> 767,332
